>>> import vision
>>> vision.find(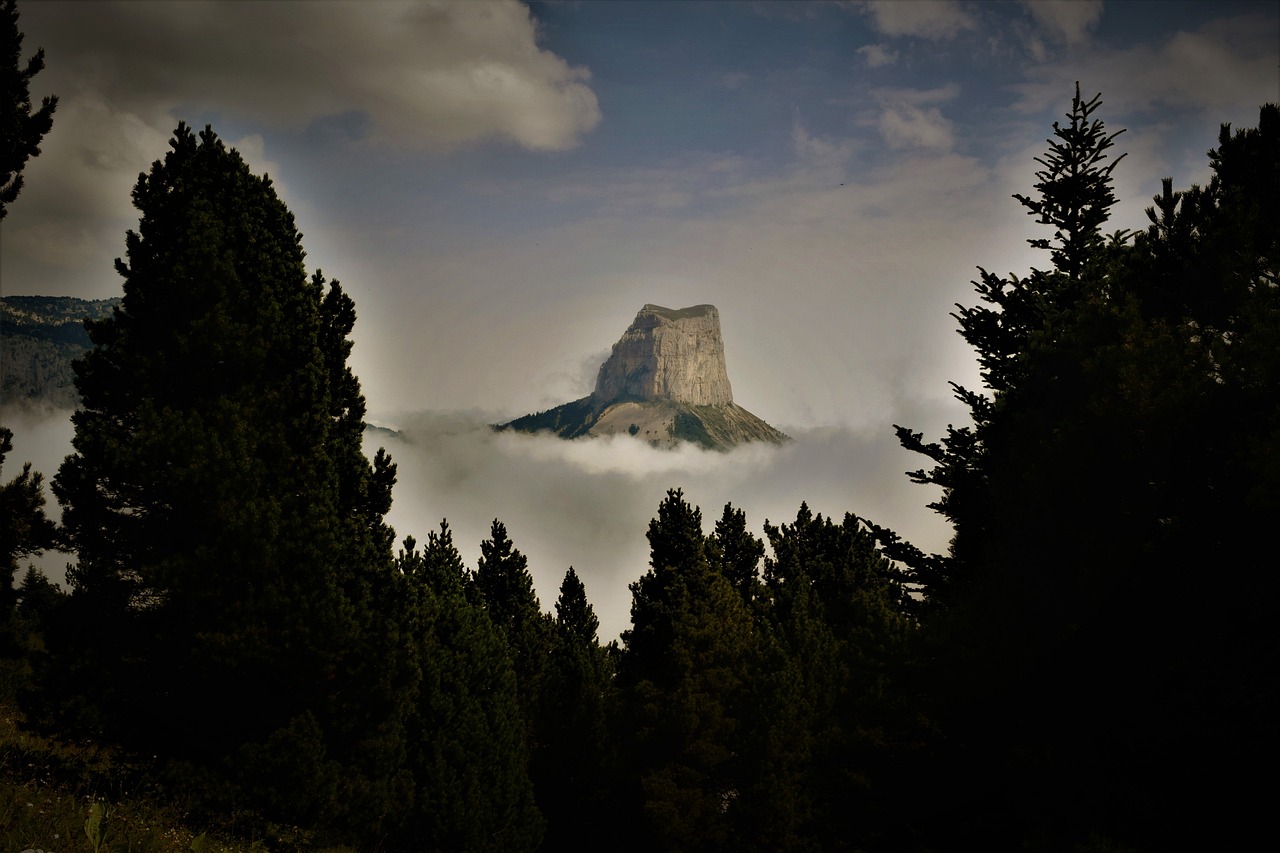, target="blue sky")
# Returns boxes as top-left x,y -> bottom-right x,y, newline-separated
5,1 -> 1277,635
